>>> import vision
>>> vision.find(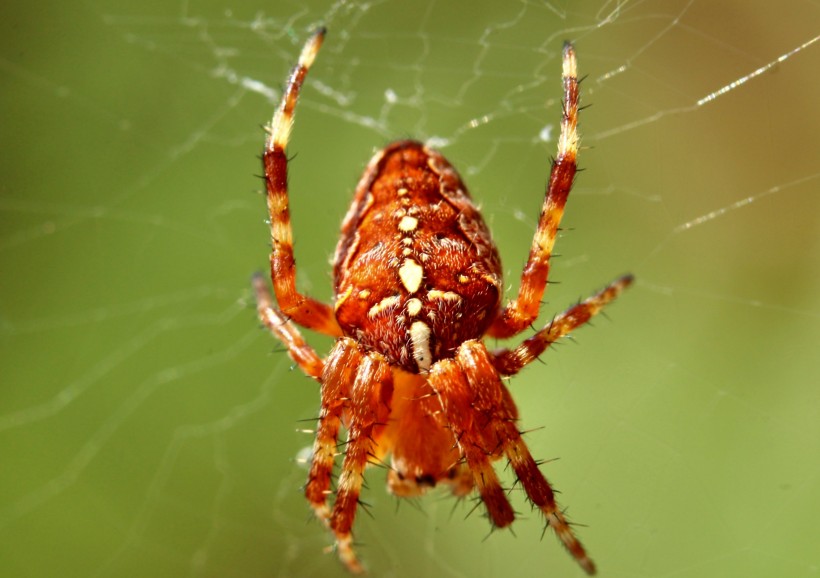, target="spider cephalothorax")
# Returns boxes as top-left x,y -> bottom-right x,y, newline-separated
254,27 -> 632,575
